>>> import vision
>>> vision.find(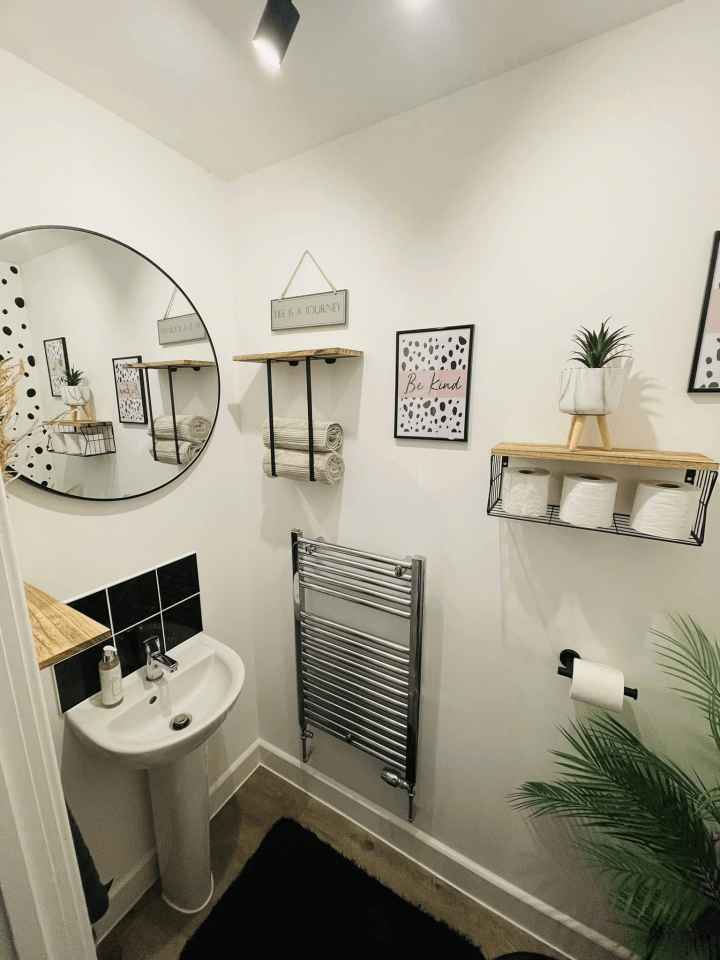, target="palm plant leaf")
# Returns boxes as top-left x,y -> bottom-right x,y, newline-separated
513,715 -> 716,865
578,838 -> 711,931
653,615 -> 720,752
